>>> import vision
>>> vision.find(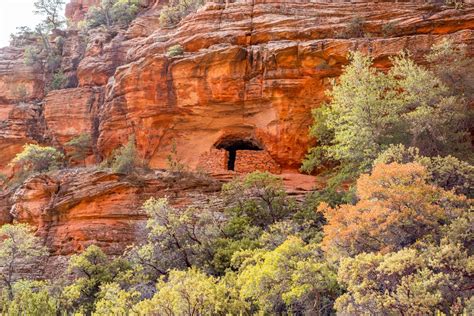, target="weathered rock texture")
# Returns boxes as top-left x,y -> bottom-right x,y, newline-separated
0,0 -> 473,272
2,169 -> 221,273
93,1 -> 474,173
43,87 -> 102,163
